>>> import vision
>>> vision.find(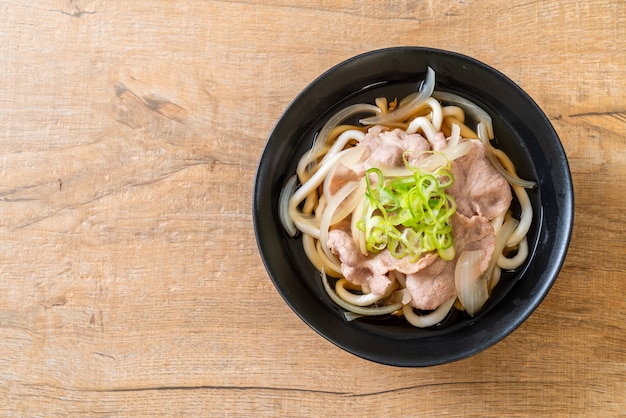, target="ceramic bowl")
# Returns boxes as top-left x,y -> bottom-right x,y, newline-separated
253,47 -> 573,366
